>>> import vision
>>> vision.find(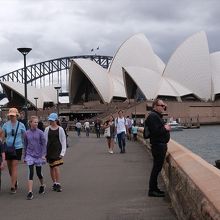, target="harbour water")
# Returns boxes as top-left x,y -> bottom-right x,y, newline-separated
171,125 -> 220,165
